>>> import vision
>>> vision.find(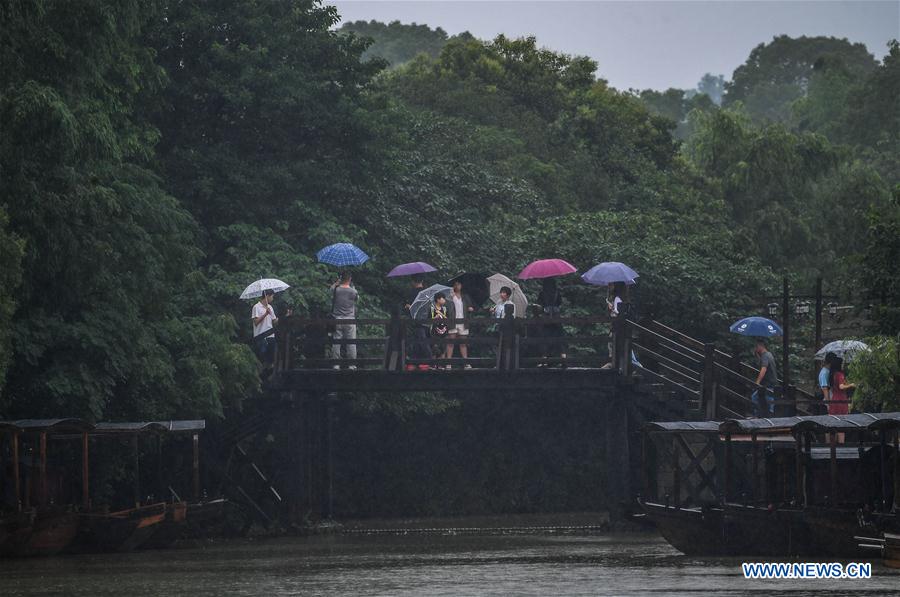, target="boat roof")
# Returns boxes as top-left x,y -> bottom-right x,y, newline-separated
94,422 -> 171,434
720,413 -> 900,435
0,418 -> 206,434
644,421 -> 722,433
8,418 -> 95,432
153,420 -> 206,433
645,413 -> 900,436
